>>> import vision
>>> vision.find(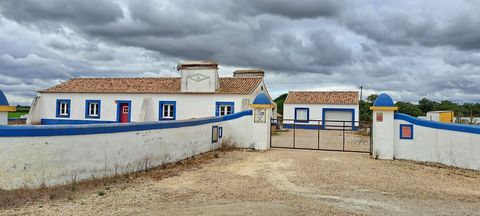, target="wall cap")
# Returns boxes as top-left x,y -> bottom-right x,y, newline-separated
0,106 -> 16,112
395,112 -> 480,134
370,106 -> 398,111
